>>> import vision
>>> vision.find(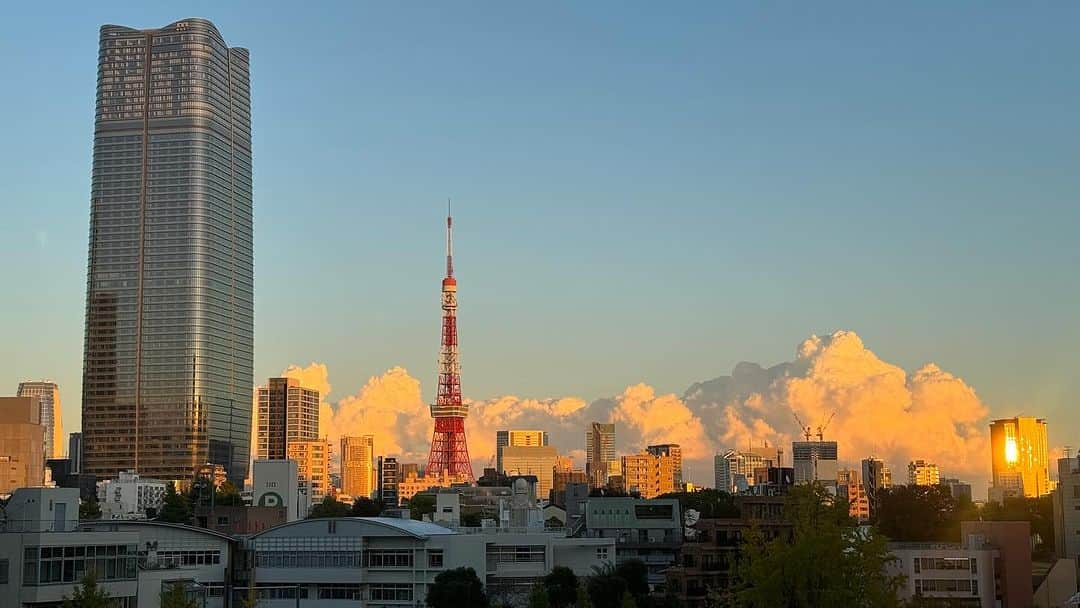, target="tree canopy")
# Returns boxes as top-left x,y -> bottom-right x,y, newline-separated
307,496 -> 352,519
427,567 -> 489,608
63,572 -> 114,608
157,482 -> 192,524
542,566 -> 580,608
658,489 -> 739,519
586,560 -> 649,608
160,582 -> 199,608
410,494 -> 437,520
351,497 -> 383,517
873,484 -> 976,543
79,497 -> 102,520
